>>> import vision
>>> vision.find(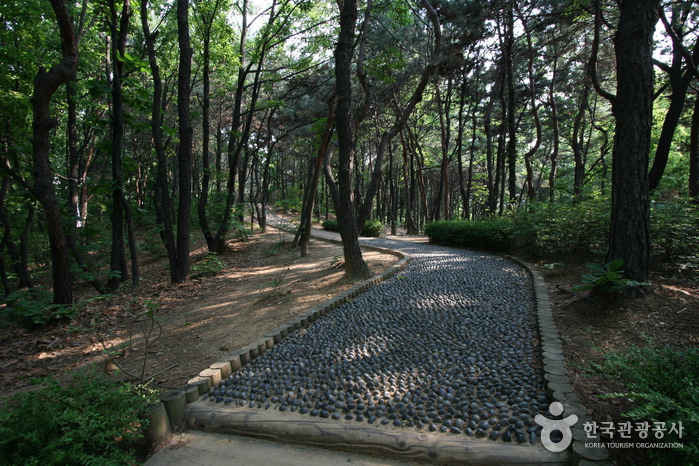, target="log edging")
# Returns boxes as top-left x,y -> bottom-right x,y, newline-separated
502,254 -> 610,466
144,228 -> 411,445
